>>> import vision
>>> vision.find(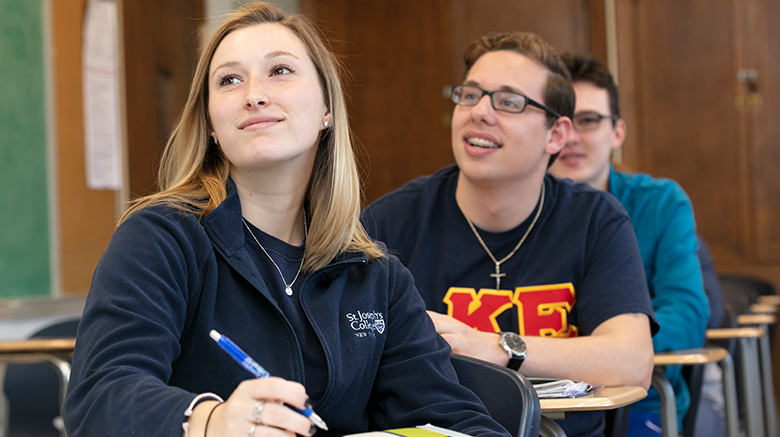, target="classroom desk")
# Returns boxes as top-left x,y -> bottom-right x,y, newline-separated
758,295 -> 780,306
738,314 -> 778,325
538,386 -> 647,437
0,337 -> 76,437
707,327 -> 766,437
652,347 -> 739,437
750,303 -> 778,315
738,314 -> 779,437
